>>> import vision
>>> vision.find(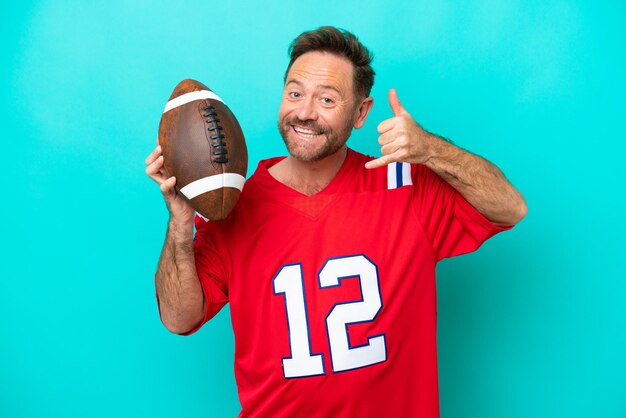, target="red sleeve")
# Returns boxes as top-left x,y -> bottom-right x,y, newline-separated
412,164 -> 513,262
178,215 -> 230,335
